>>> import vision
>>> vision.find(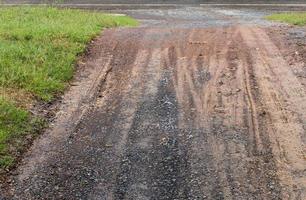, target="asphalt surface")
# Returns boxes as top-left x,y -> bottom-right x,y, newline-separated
1,5 -> 306,200
3,0 -> 306,4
